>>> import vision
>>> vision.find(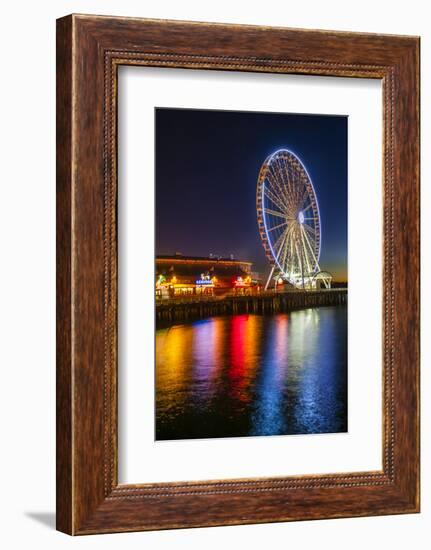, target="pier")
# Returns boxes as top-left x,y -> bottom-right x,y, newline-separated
156,289 -> 347,327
